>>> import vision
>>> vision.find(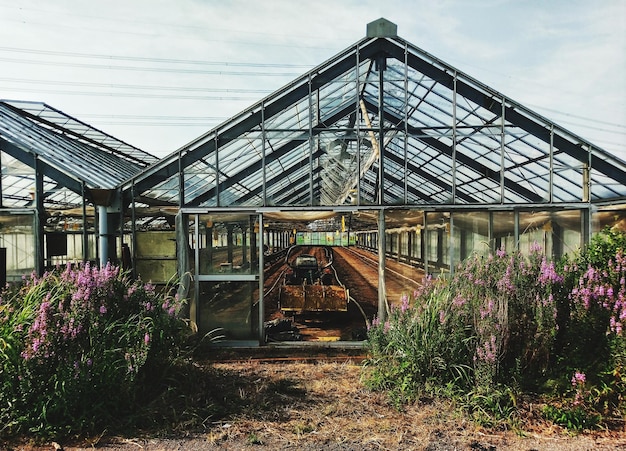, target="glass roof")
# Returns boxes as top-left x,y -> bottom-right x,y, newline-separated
1,100 -> 157,208
124,28 -> 626,209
